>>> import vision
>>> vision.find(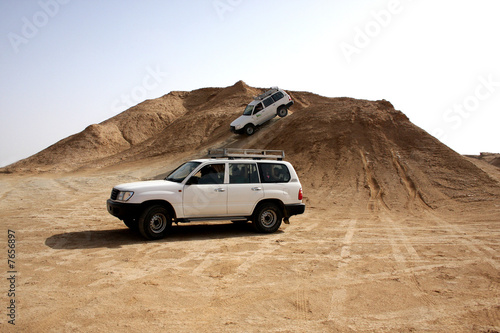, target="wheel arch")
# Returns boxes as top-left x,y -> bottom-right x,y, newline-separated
252,198 -> 285,216
139,200 -> 177,220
